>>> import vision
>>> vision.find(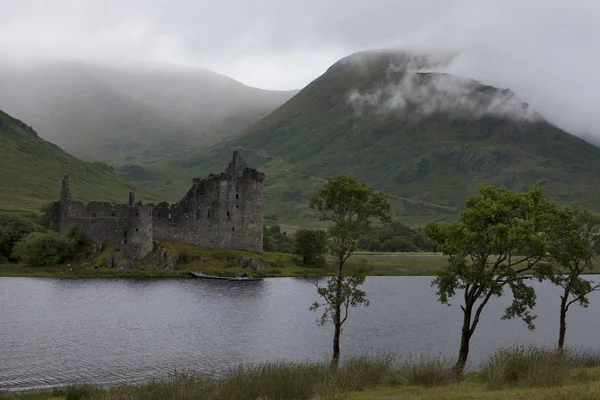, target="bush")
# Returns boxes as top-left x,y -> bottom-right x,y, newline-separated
294,228 -> 328,265
11,231 -> 78,266
0,212 -> 43,262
